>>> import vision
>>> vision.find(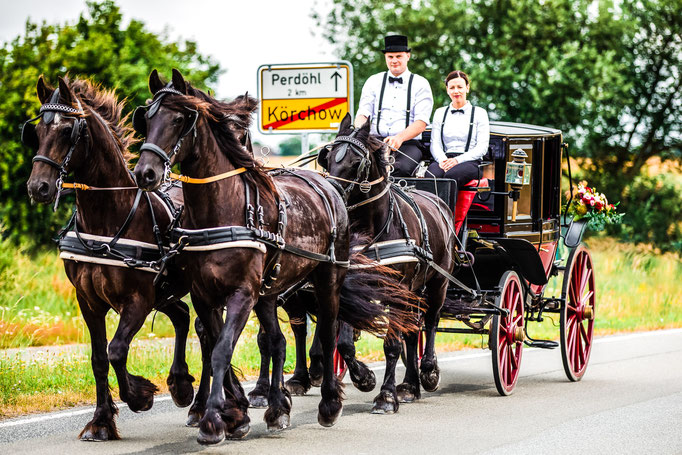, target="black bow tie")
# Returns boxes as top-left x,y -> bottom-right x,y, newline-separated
389,76 -> 403,84
451,108 -> 465,114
